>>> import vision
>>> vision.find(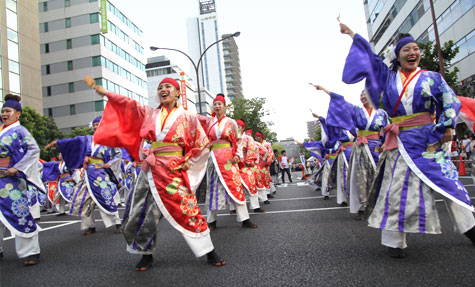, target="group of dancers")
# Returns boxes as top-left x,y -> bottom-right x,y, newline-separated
1,21 -> 475,271
301,23 -> 475,258
0,78 -> 278,270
